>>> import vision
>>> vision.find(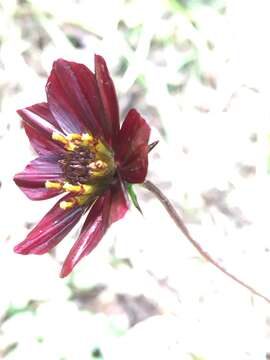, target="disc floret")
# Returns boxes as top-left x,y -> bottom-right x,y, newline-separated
46,132 -> 116,209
